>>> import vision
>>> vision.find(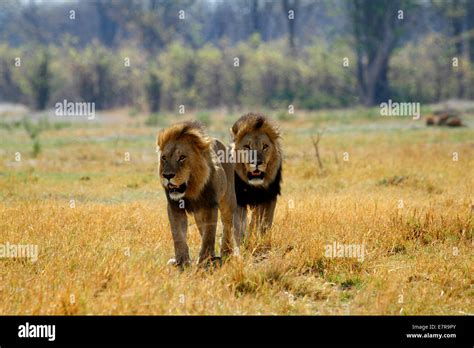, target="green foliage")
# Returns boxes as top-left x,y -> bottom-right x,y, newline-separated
0,34 -> 472,112
30,50 -> 51,110
146,69 -> 162,113
194,45 -> 227,108
145,113 -> 167,127
276,110 -> 294,121
158,42 -> 197,110
0,45 -> 20,102
32,138 -> 41,158
0,45 -> 53,109
69,41 -> 114,109
13,116 -> 71,157
390,33 -> 471,102
22,117 -> 43,158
